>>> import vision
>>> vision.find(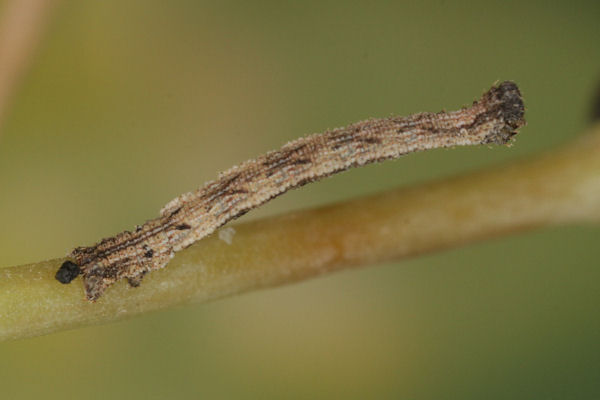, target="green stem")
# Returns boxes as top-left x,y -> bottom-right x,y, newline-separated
2,124 -> 600,342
